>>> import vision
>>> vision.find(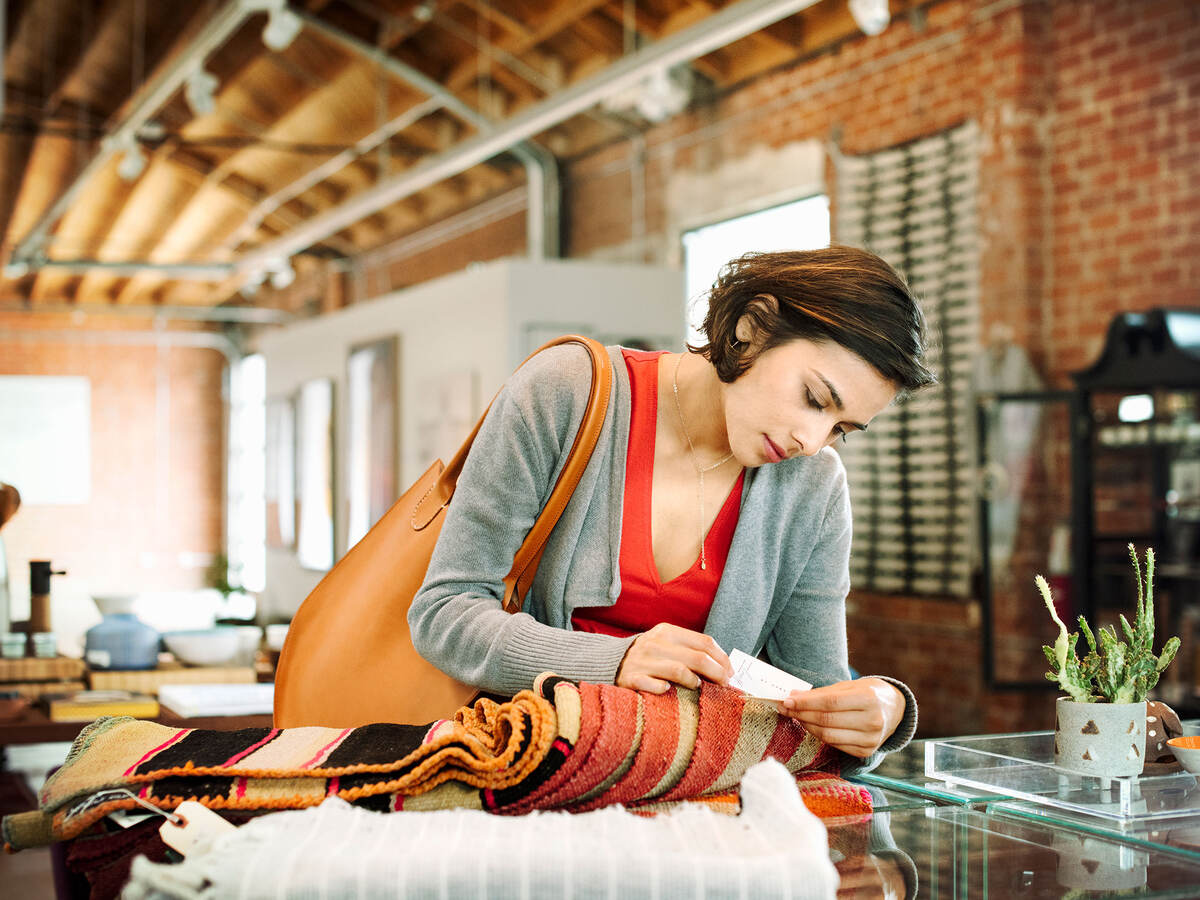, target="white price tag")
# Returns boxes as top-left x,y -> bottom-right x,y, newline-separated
159,800 -> 236,858
727,649 -> 813,702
